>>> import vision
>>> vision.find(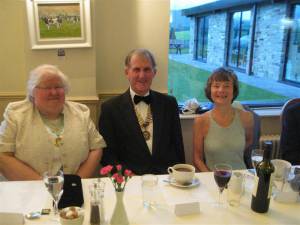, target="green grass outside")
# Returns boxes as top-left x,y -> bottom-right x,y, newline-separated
175,31 -> 190,40
39,20 -> 81,38
169,48 -> 189,54
168,60 -> 286,103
